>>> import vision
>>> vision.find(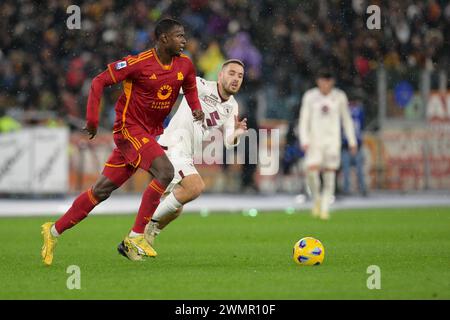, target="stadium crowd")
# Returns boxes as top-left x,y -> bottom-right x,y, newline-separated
1,0 -> 448,128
